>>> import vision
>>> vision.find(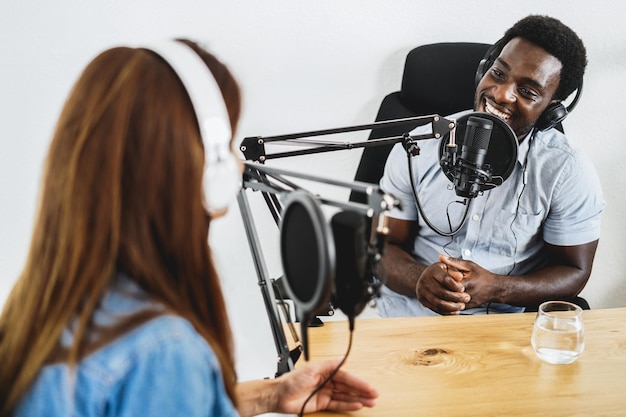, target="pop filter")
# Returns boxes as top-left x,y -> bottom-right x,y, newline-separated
279,190 -> 335,360
439,112 -> 518,194
279,190 -> 335,315
279,190 -> 376,360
